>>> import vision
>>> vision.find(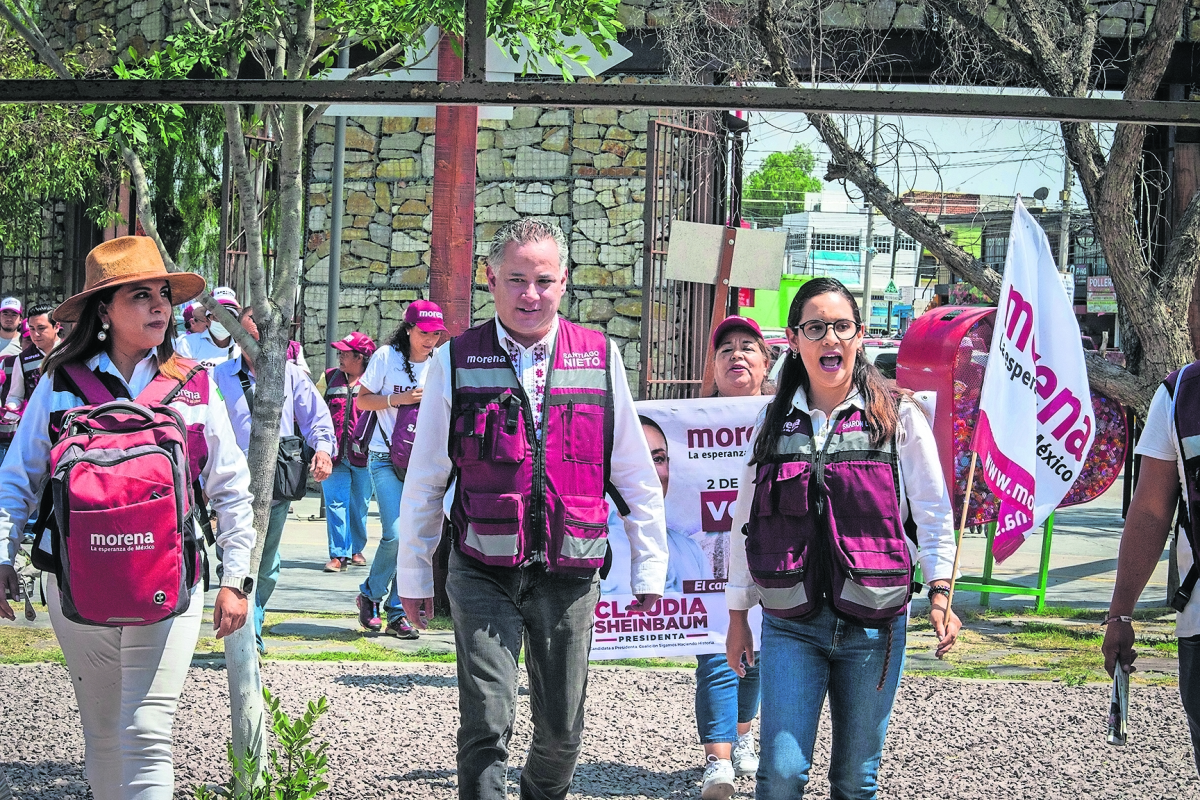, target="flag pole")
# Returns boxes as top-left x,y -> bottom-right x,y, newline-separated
946,450 -> 978,612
